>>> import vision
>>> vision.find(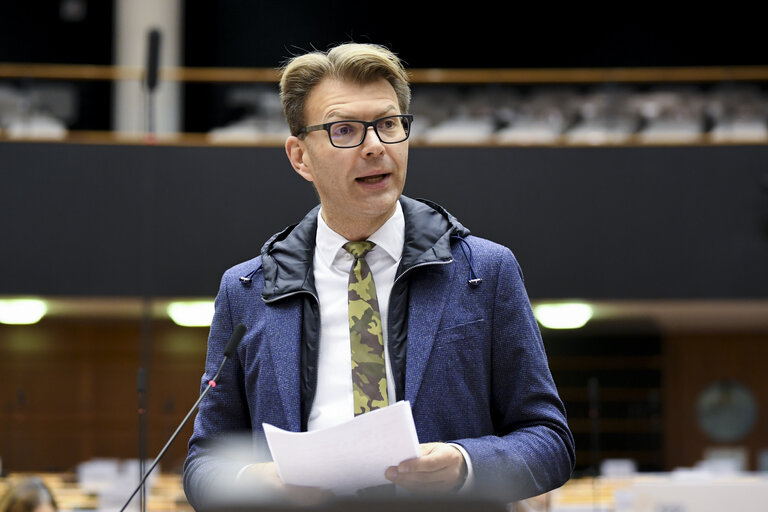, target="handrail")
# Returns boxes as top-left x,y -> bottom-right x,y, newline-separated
0,64 -> 280,82
2,63 -> 768,83
2,131 -> 767,148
